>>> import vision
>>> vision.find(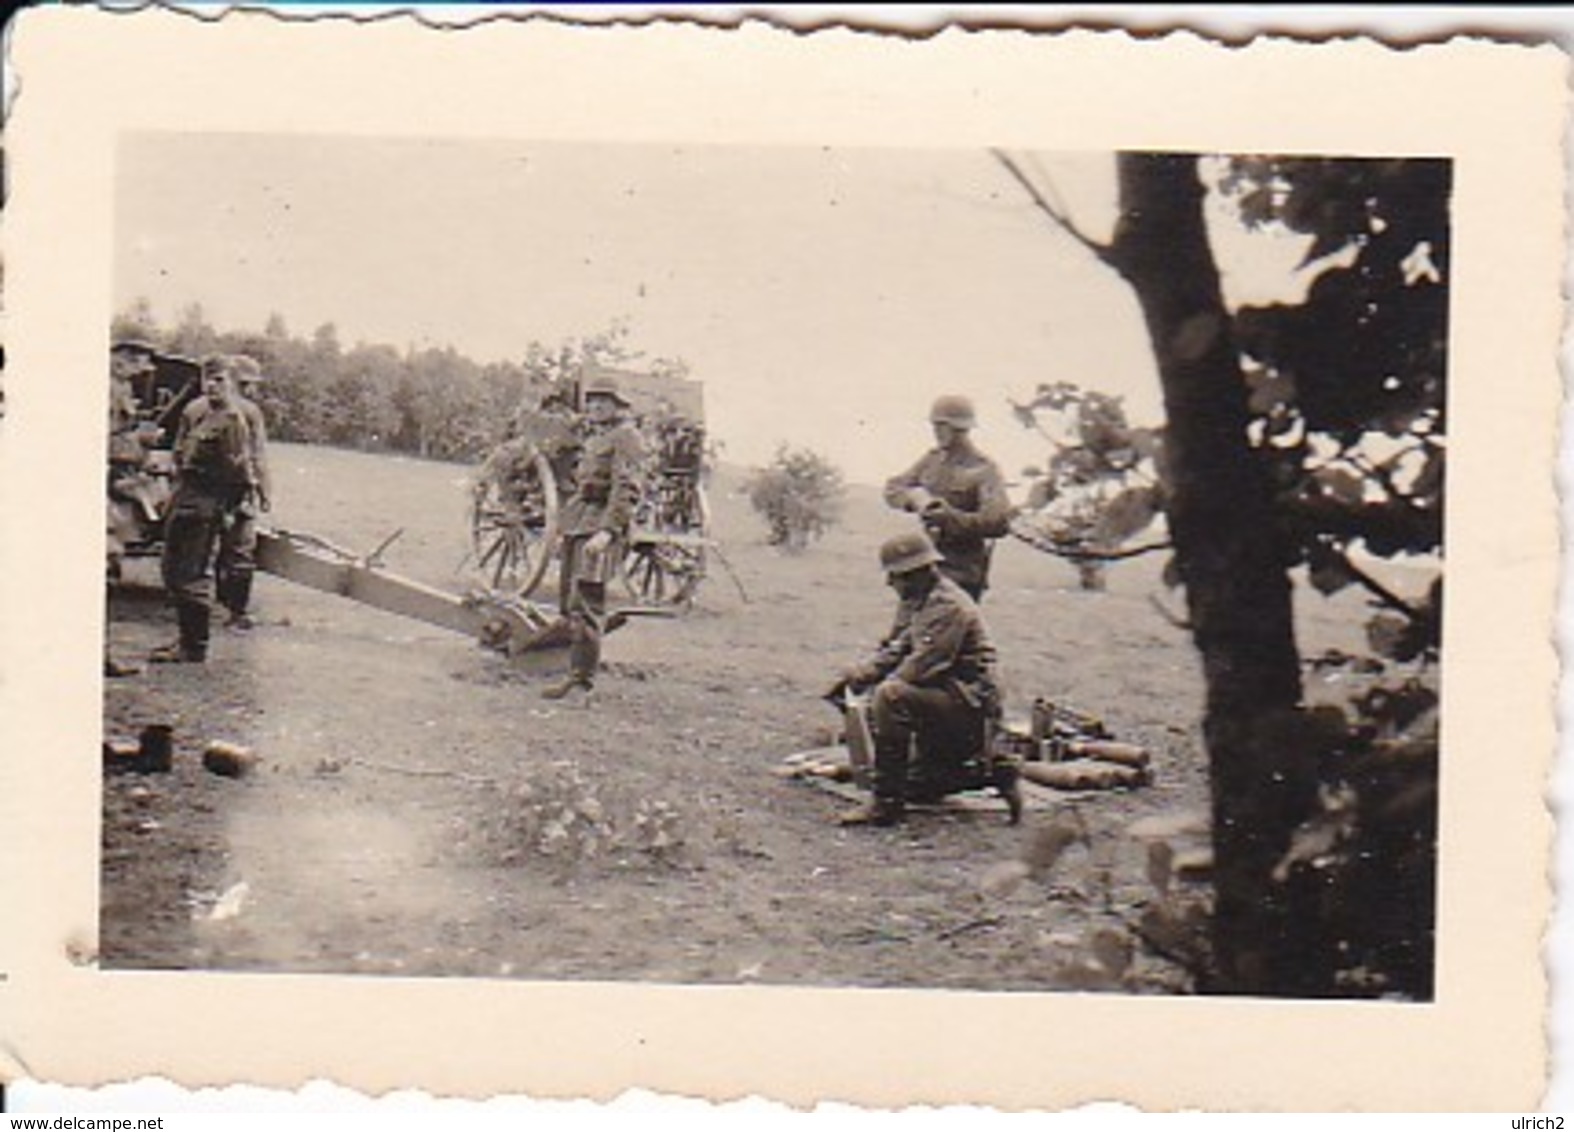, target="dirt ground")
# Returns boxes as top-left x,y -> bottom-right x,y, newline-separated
101,441 -> 1377,993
